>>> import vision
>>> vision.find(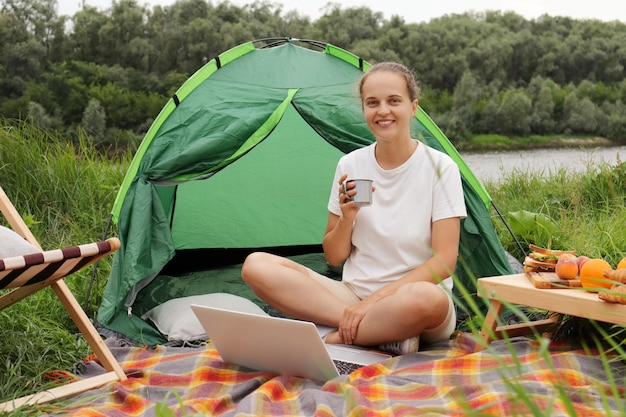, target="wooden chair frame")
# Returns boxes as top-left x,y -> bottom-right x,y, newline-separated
0,187 -> 126,412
